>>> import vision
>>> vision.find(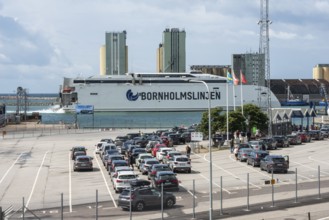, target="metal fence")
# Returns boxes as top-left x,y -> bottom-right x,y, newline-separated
2,168 -> 329,220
